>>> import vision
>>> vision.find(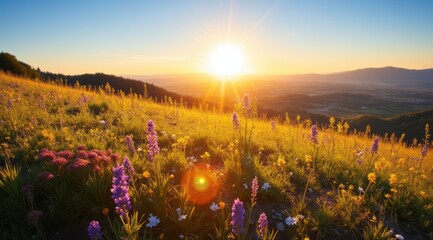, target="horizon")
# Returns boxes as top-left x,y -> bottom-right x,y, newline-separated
1,1 -> 433,75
